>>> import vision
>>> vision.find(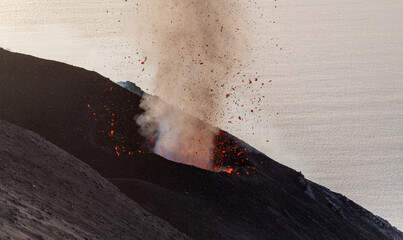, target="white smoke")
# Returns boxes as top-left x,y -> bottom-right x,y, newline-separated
137,94 -> 218,169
